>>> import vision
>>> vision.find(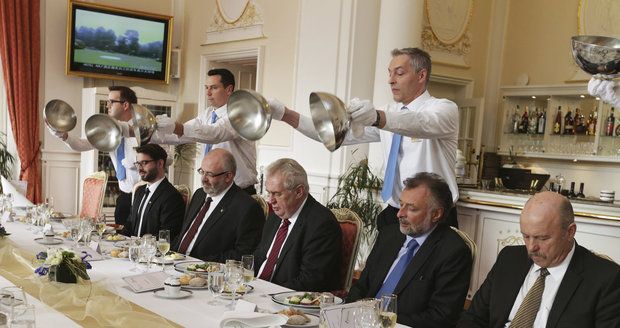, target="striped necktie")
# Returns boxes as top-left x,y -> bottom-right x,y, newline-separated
509,268 -> 550,328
